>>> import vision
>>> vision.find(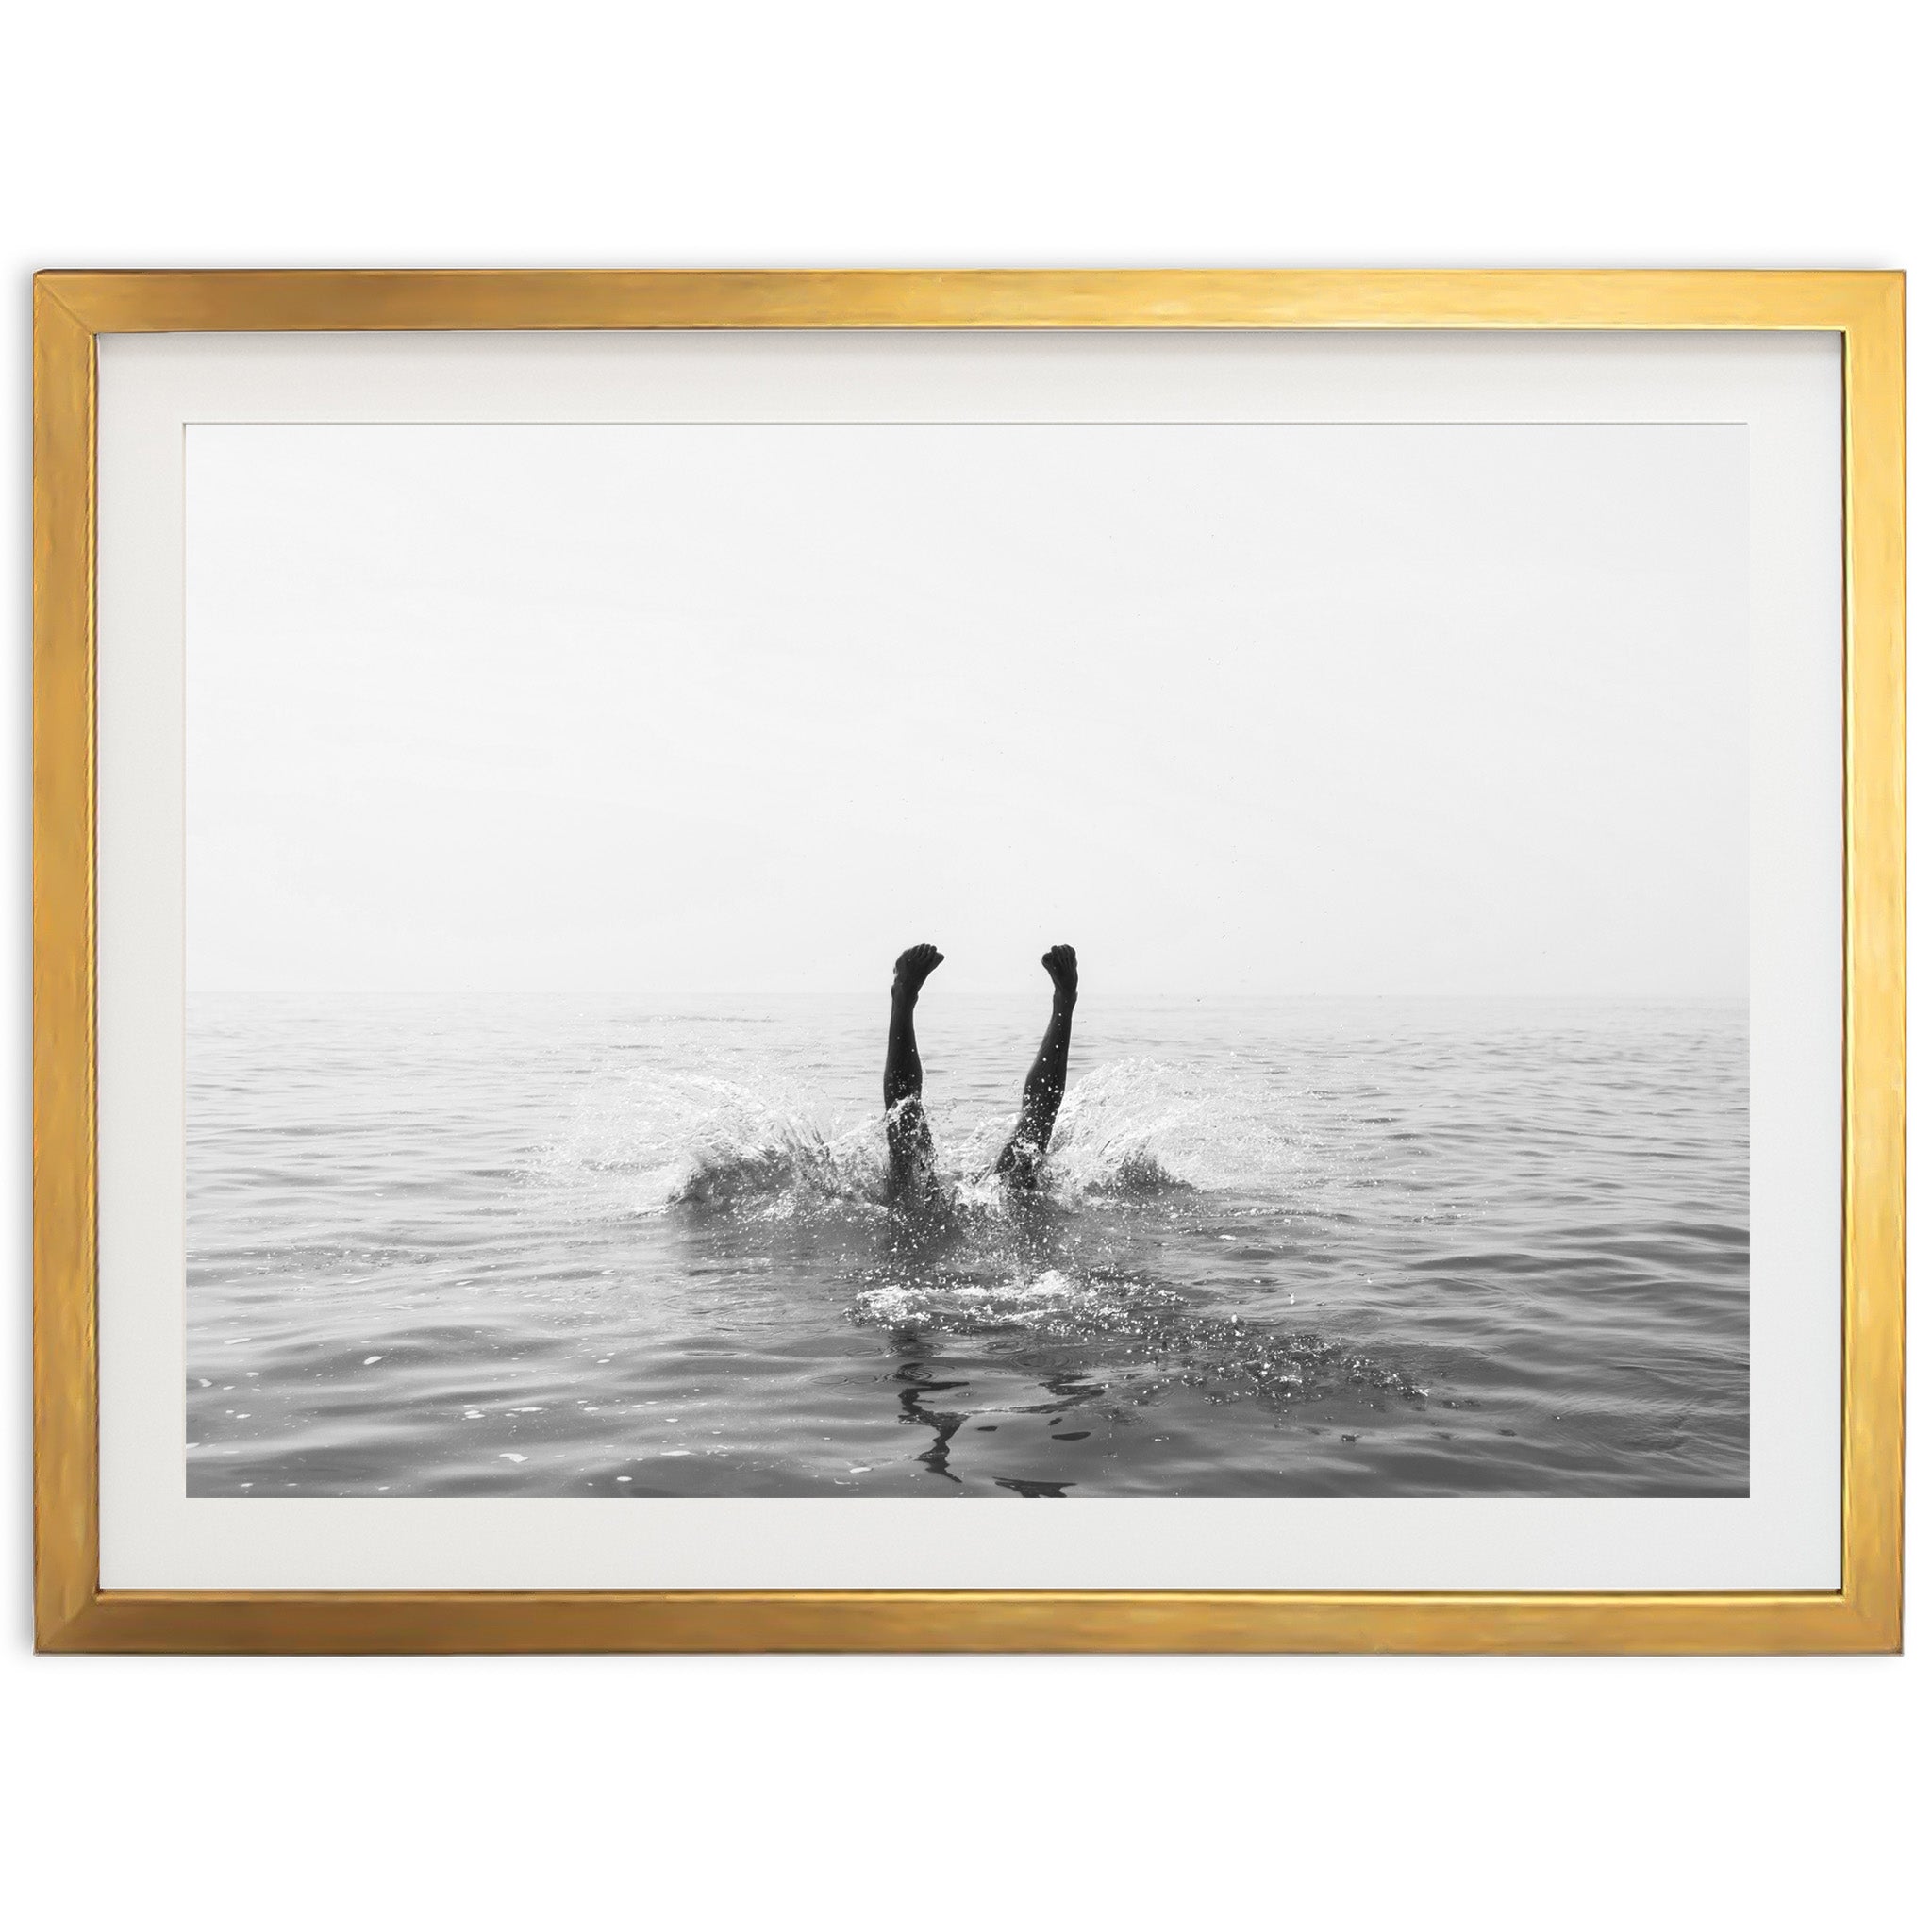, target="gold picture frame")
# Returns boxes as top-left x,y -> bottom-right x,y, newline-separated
33,270 -> 1904,1654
